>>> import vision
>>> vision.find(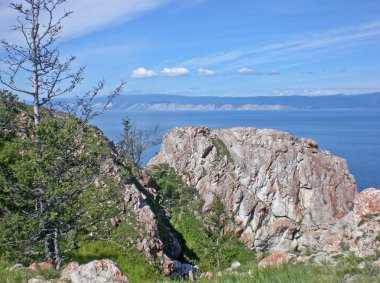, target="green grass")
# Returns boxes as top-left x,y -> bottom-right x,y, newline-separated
68,240 -> 162,283
2,256 -> 379,283
171,261 -> 380,283
0,260 -> 60,283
